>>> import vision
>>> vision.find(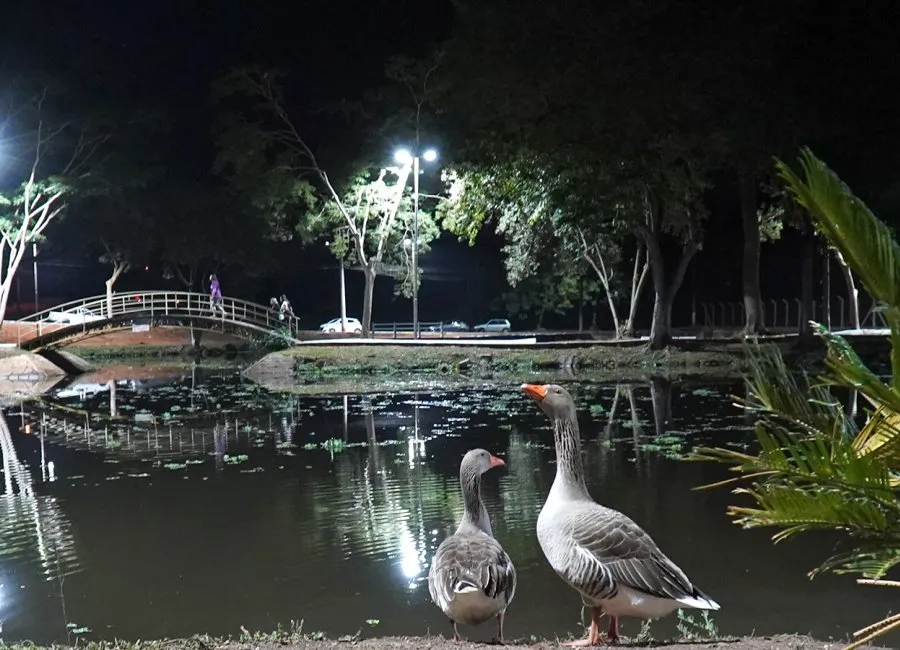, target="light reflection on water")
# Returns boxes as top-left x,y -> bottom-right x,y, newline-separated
0,368 -> 895,645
